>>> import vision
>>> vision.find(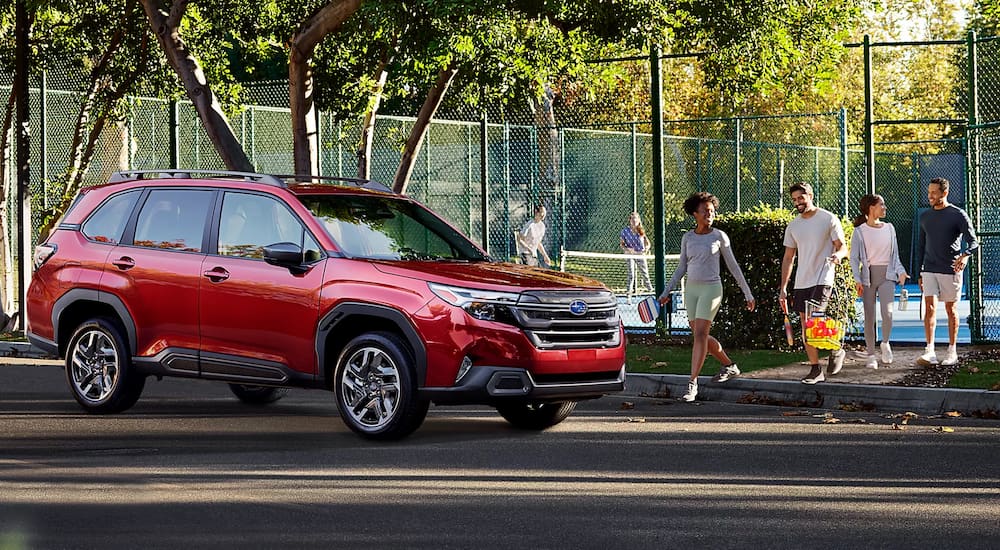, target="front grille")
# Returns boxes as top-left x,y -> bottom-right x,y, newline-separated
511,290 -> 621,349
